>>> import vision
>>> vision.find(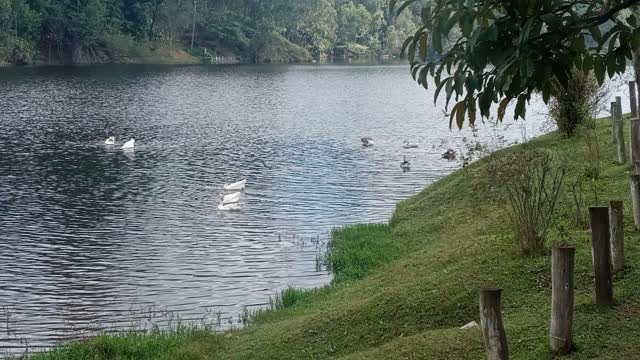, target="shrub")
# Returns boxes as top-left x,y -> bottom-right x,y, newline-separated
488,149 -> 566,256
549,70 -> 608,137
